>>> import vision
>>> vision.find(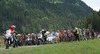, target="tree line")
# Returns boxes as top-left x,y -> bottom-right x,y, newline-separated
77,11 -> 100,32
0,0 -> 93,34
